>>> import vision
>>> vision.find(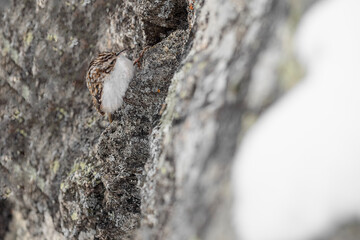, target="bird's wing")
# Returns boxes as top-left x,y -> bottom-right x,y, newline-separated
90,82 -> 105,115
86,69 -> 106,115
